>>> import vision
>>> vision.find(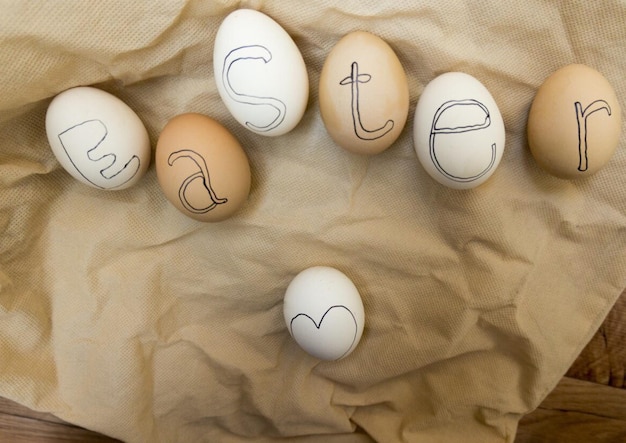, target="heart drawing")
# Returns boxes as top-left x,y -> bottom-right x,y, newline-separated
290,305 -> 358,360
